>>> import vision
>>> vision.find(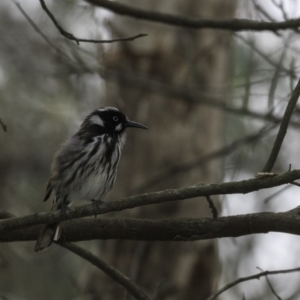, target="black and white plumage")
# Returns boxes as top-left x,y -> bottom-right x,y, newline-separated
34,107 -> 147,252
